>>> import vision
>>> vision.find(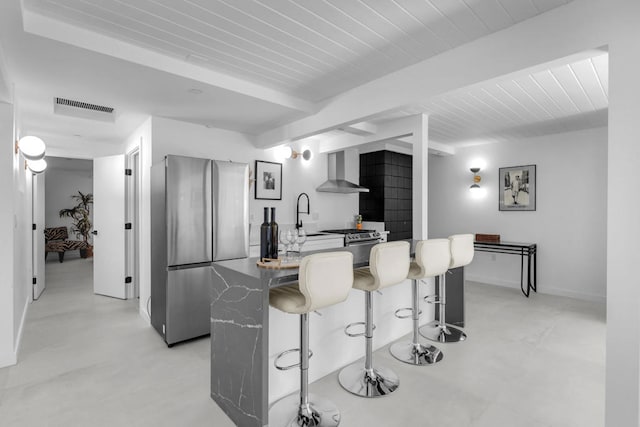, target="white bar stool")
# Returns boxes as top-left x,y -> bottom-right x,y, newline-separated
338,241 -> 410,398
420,234 -> 475,343
269,252 -> 354,427
389,239 -> 449,365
